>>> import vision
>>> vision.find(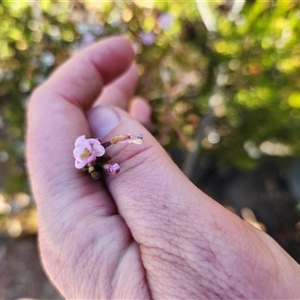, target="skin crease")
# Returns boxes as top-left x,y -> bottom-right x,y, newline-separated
26,37 -> 300,299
